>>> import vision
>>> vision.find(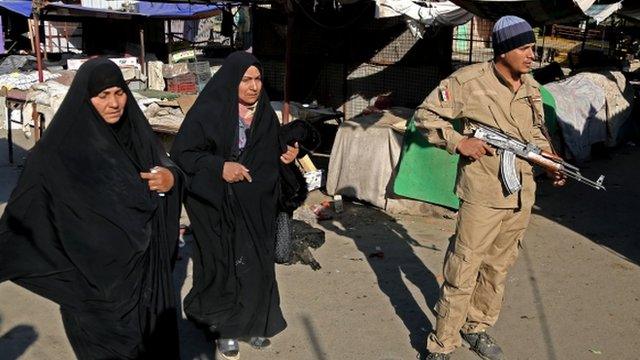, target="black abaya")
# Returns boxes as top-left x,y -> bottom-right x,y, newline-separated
0,58 -> 182,359
170,51 -> 287,339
